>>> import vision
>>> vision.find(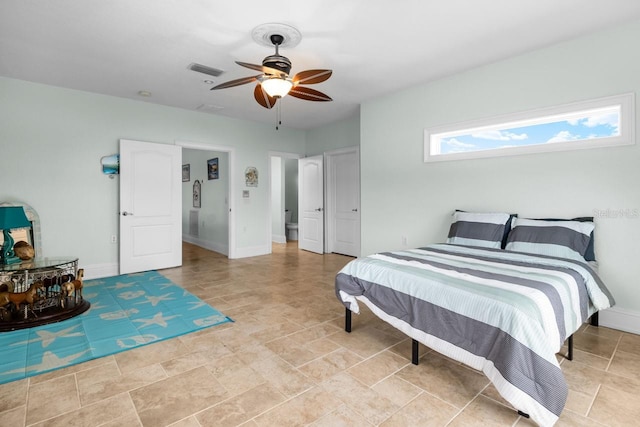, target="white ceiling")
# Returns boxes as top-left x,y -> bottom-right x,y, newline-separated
2,1 -> 640,130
